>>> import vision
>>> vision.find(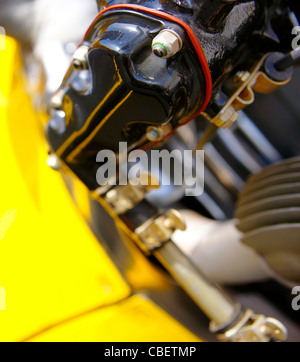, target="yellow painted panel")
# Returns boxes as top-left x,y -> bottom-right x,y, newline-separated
30,294 -> 201,342
0,36 -> 17,103
0,37 -> 131,342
